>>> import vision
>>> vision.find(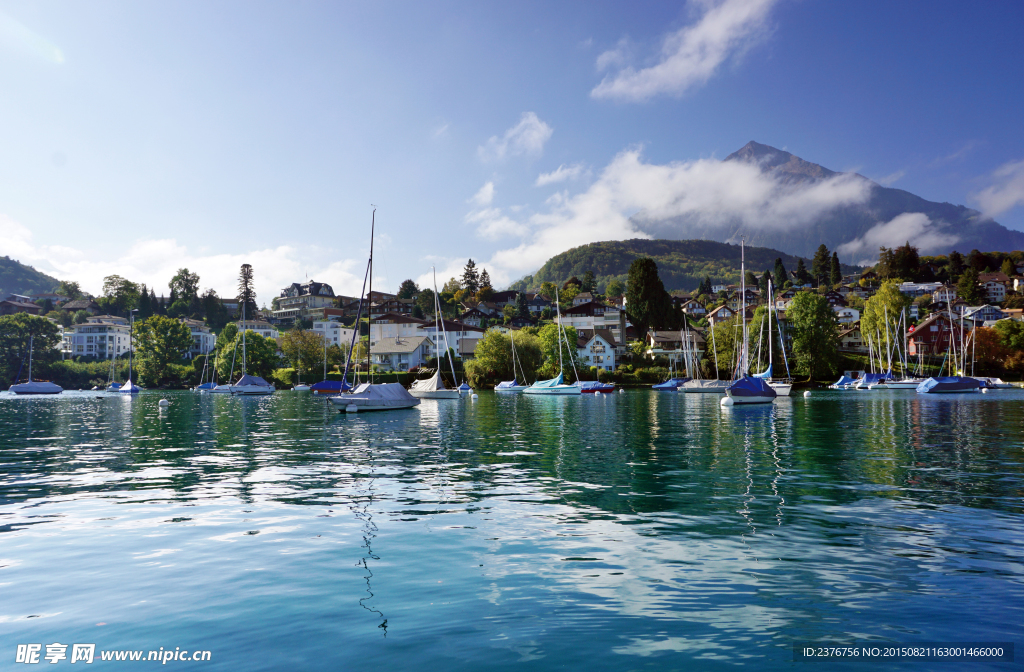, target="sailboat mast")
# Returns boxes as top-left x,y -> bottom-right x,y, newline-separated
555,287 -> 564,374
767,277 -> 772,376
367,208 -> 374,382
433,268 -> 458,387
740,237 -> 747,376
241,298 -> 246,376
28,334 -> 33,382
